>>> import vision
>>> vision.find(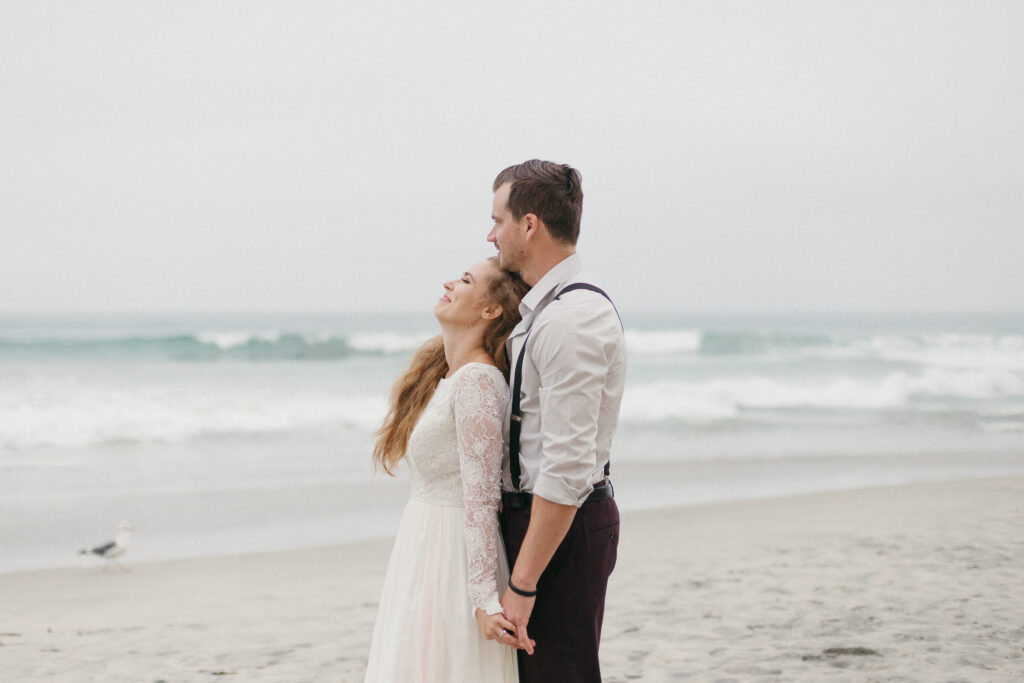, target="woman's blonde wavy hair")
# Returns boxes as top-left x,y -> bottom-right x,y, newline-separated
372,257 -> 529,475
